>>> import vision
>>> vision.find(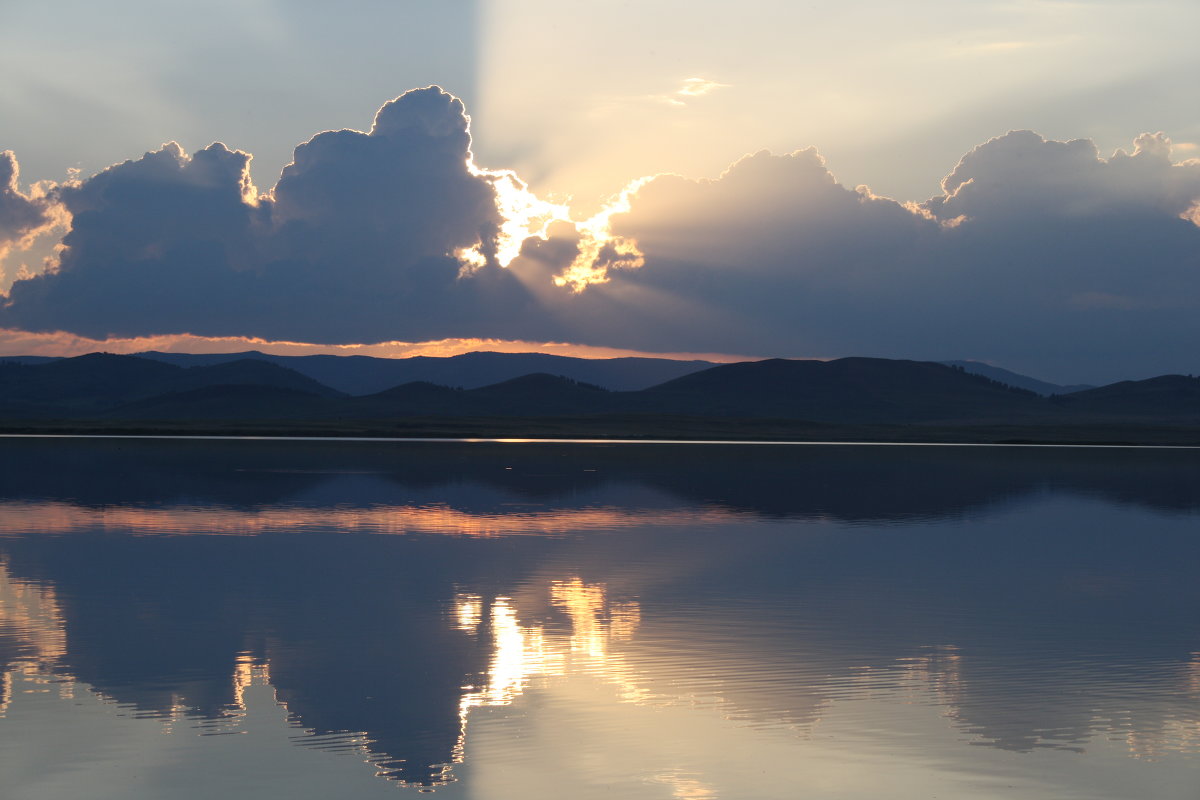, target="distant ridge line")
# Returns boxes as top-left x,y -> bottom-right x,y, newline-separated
0,352 -> 1195,432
